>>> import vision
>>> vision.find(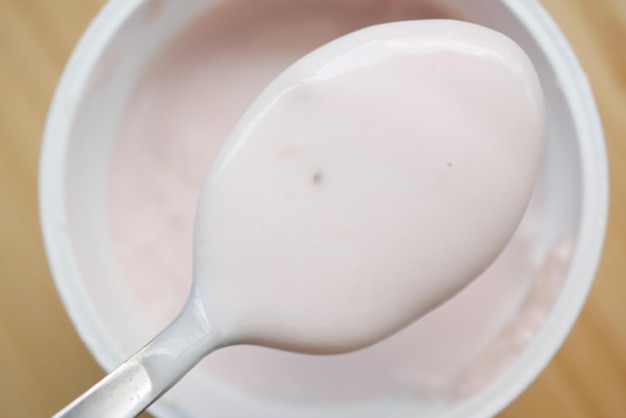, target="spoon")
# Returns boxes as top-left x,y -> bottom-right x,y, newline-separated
53,19 -> 544,417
